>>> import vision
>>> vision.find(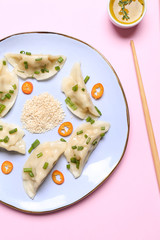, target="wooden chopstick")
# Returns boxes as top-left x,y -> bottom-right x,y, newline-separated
130,40 -> 160,192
